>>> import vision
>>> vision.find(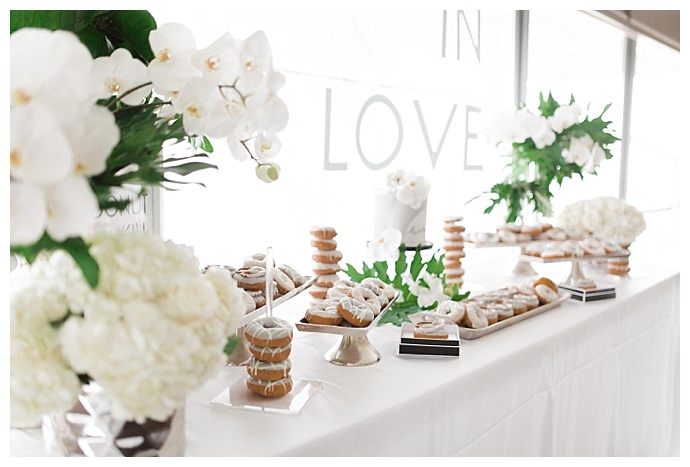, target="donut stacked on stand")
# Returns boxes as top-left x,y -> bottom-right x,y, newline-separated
442,216 -> 466,291
244,316 -> 294,398
308,226 -> 343,302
